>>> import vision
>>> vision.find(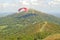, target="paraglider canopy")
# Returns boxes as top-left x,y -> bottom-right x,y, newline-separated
18,7 -> 28,12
